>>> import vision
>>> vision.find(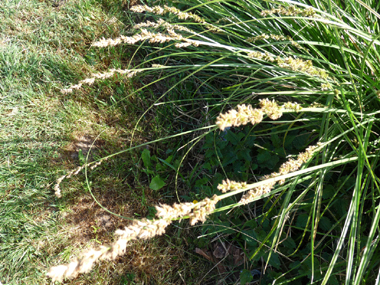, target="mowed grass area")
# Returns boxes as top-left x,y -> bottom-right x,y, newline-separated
0,0 -> 211,284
